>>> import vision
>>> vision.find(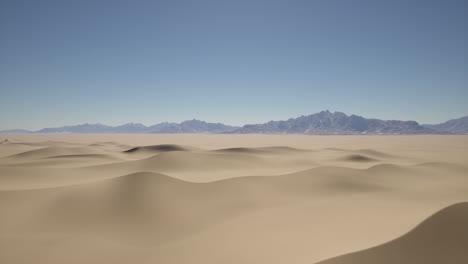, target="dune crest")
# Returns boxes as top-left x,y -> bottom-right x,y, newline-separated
316,202 -> 468,264
1,135 -> 468,263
